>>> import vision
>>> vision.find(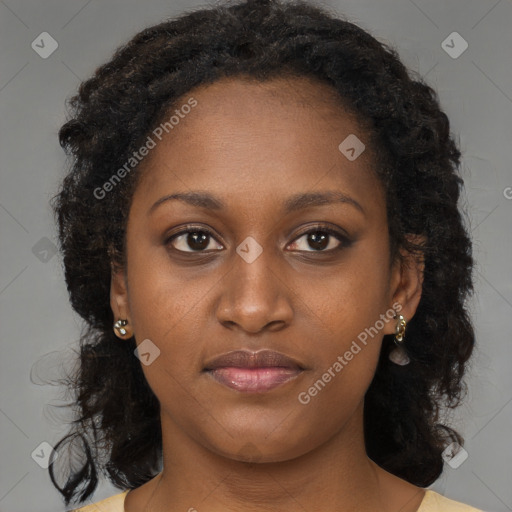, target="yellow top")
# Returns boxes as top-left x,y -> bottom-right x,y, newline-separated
70,489 -> 484,511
